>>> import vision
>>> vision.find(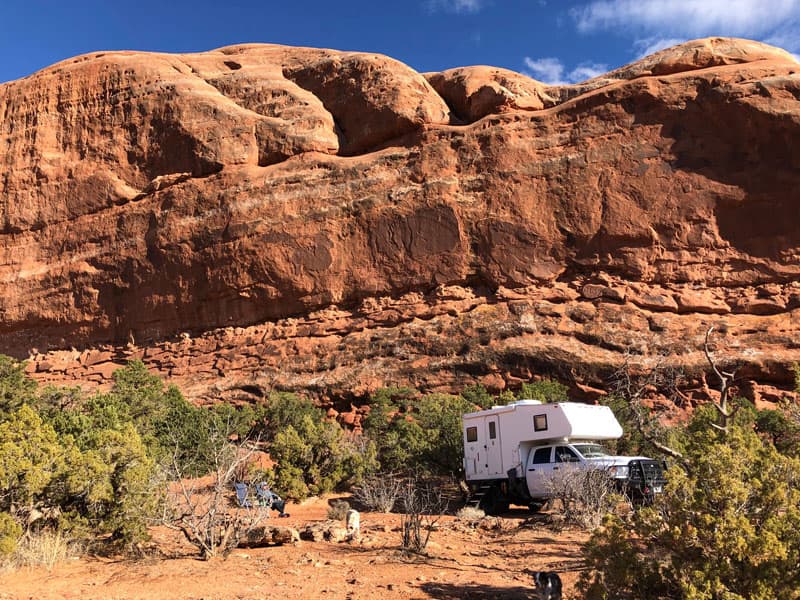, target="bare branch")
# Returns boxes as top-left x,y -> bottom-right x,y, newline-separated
704,326 -> 725,384
703,326 -> 738,434
608,356 -> 686,463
